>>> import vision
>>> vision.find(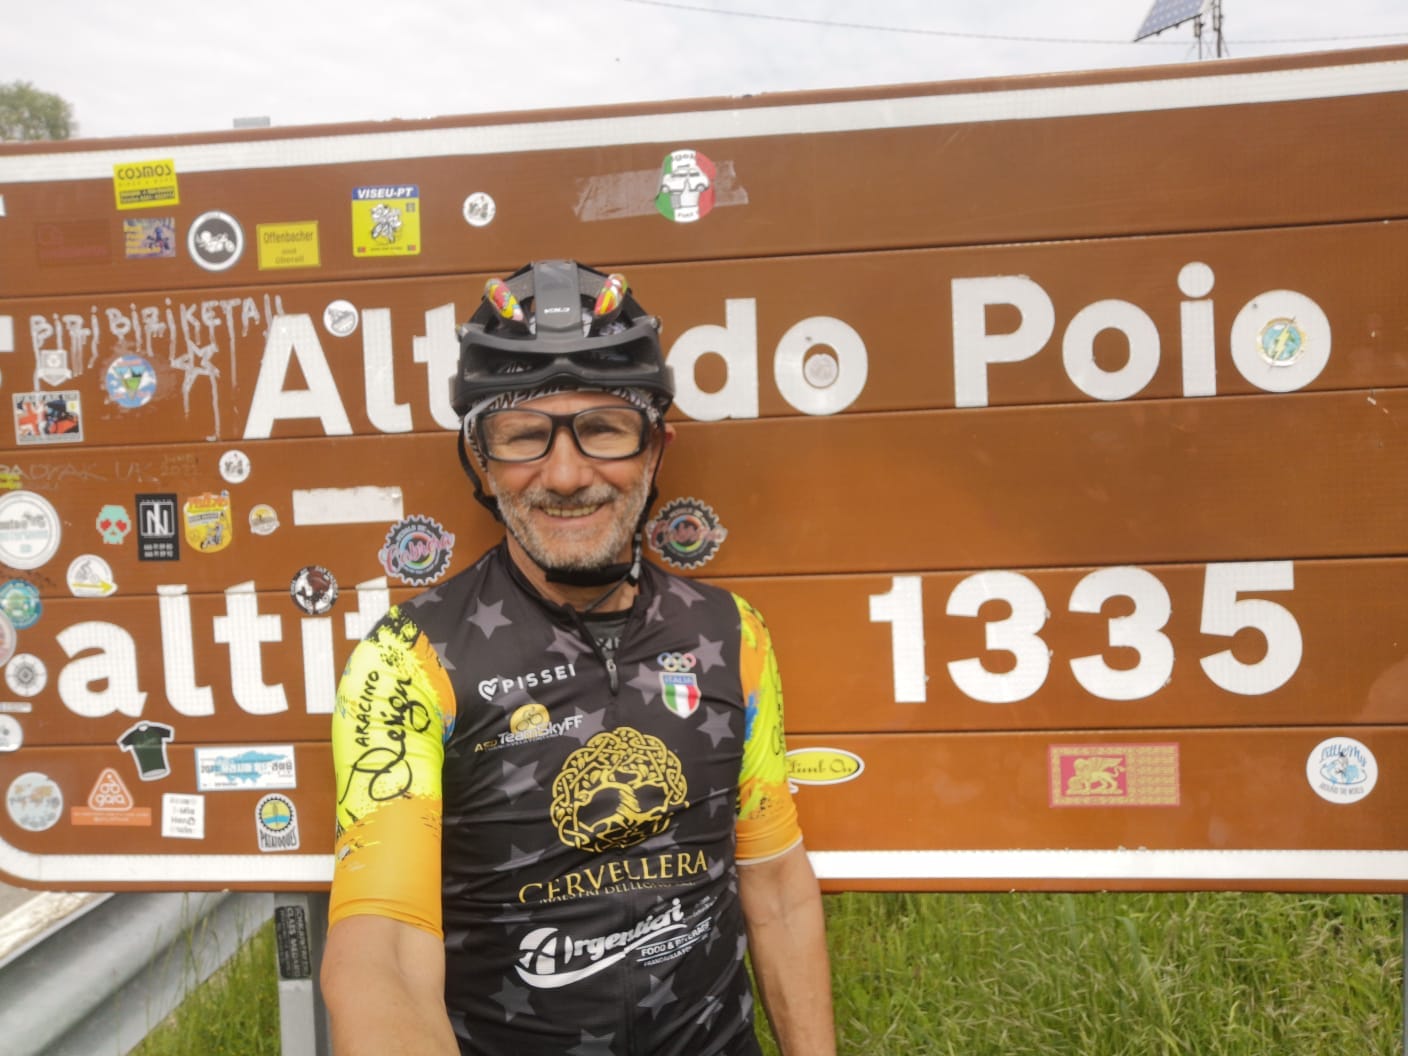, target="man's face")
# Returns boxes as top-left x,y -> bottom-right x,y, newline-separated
484,391 -> 669,573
